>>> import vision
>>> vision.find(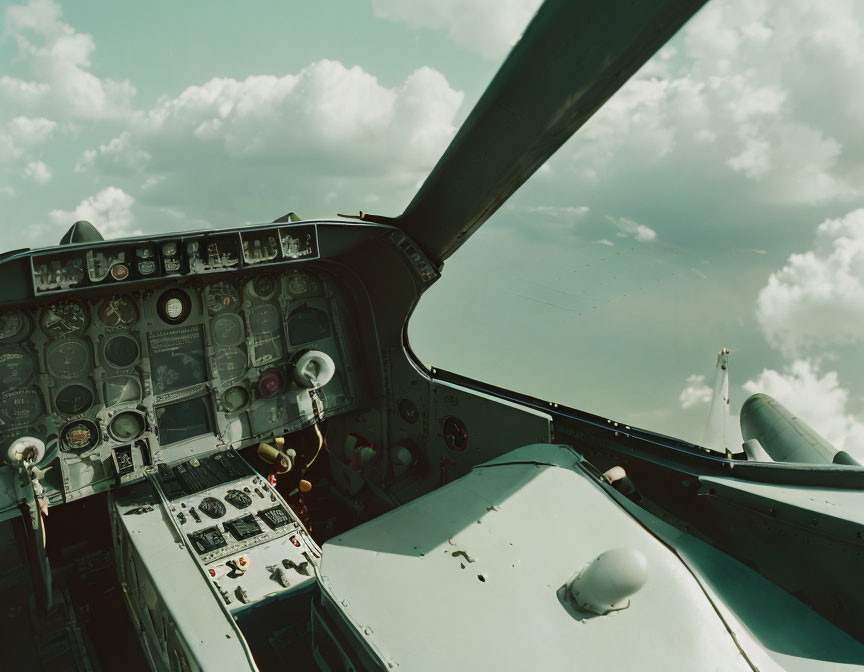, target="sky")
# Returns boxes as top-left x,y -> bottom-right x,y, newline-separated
2,0 -> 864,459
